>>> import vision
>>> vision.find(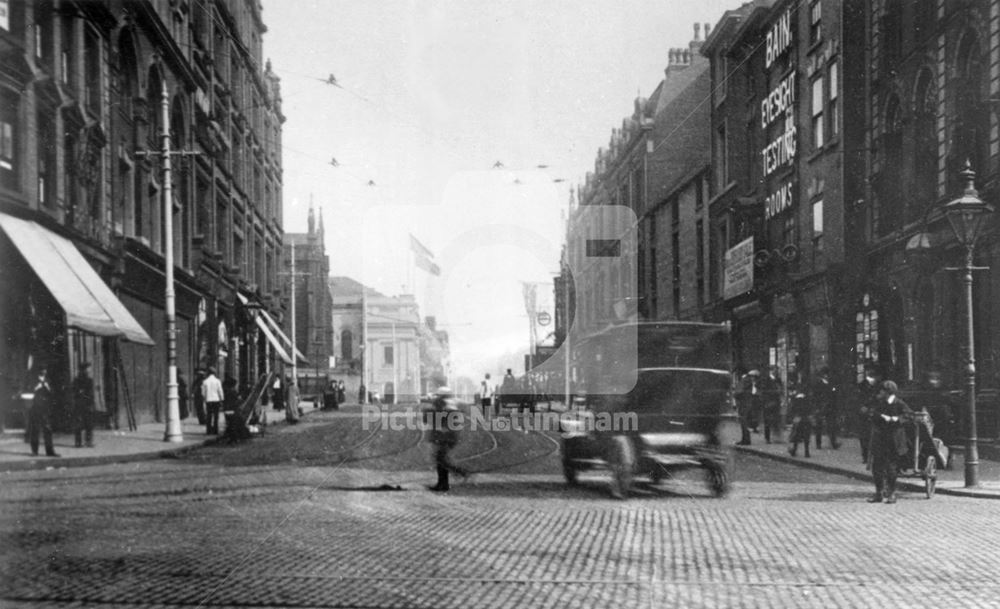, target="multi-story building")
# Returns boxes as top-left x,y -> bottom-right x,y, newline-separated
857,0 -> 999,432
283,203 -> 332,395
703,0 -> 861,393
568,24 -> 712,340
330,277 -> 445,403
0,0 -> 285,428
